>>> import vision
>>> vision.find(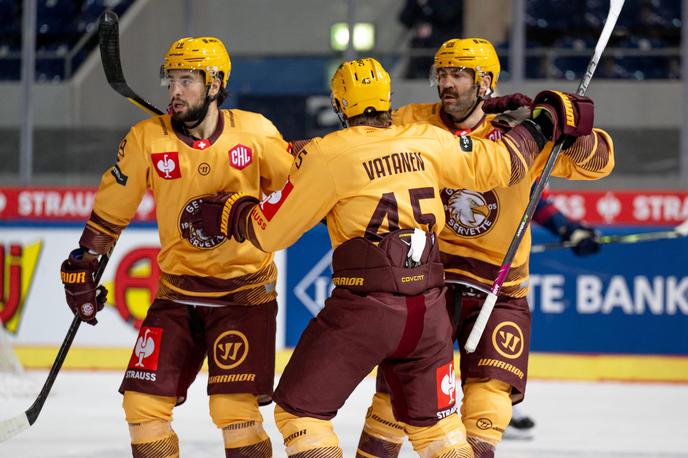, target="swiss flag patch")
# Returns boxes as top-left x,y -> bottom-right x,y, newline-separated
229,144 -> 253,170
192,139 -> 210,150
260,178 -> 294,221
436,361 -> 457,409
152,152 -> 182,179
127,327 -> 163,371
